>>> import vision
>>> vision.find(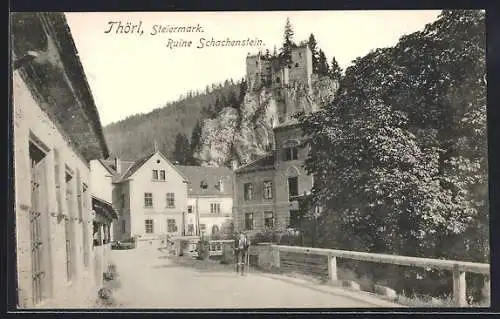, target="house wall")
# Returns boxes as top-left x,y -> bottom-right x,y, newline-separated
112,181 -> 131,241
89,160 -> 113,204
194,196 -> 232,236
233,125 -> 314,237
234,169 -> 277,235
128,154 -> 188,246
13,71 -> 100,308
